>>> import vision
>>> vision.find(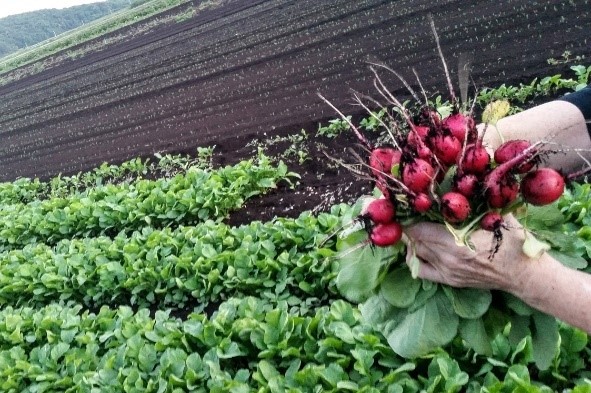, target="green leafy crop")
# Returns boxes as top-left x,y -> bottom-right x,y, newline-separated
0,153 -> 294,251
0,210 -> 342,310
